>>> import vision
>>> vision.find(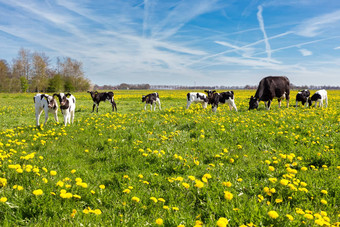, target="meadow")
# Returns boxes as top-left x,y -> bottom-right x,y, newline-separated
0,90 -> 339,226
